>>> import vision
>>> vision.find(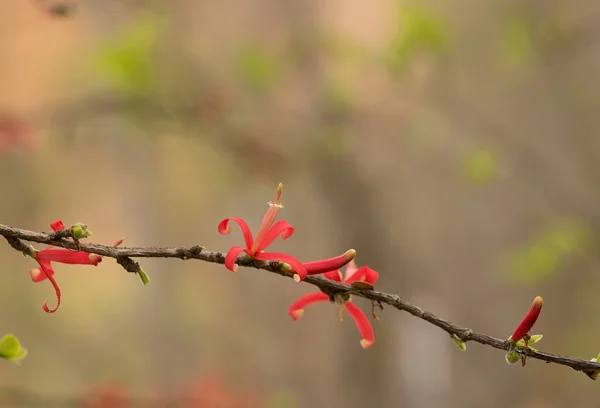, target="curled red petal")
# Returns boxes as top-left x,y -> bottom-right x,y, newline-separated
344,266 -> 379,286
39,262 -> 61,313
253,220 -> 294,253
323,270 -> 343,282
288,292 -> 329,320
254,252 -> 308,282
224,246 -> 247,272
345,302 -> 375,349
218,217 -> 254,250
30,259 -> 55,282
36,249 -> 99,265
50,220 -> 65,231
304,249 -> 356,275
